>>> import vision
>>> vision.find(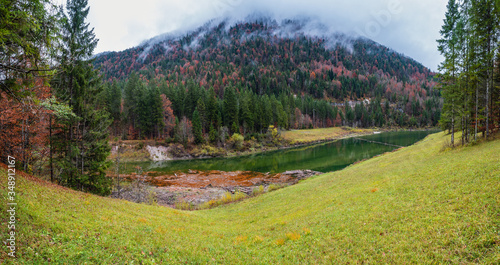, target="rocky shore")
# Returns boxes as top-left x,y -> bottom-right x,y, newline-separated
110,169 -> 322,208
